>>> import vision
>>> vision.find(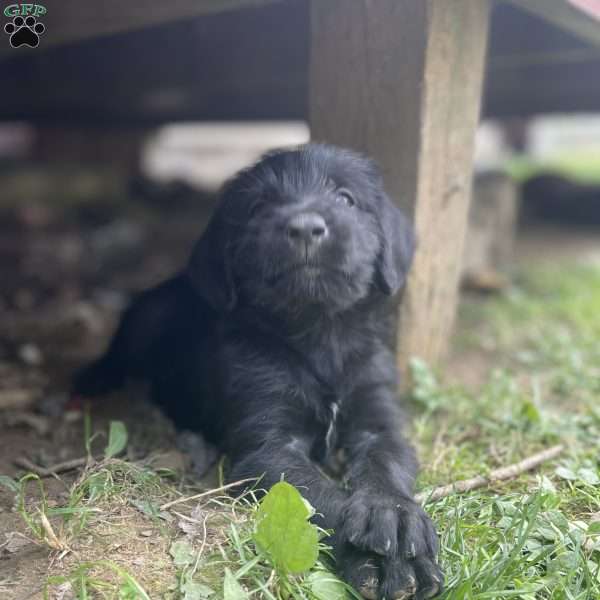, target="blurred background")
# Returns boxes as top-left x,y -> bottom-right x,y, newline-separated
1,1 -> 599,382
1,0 -> 600,462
